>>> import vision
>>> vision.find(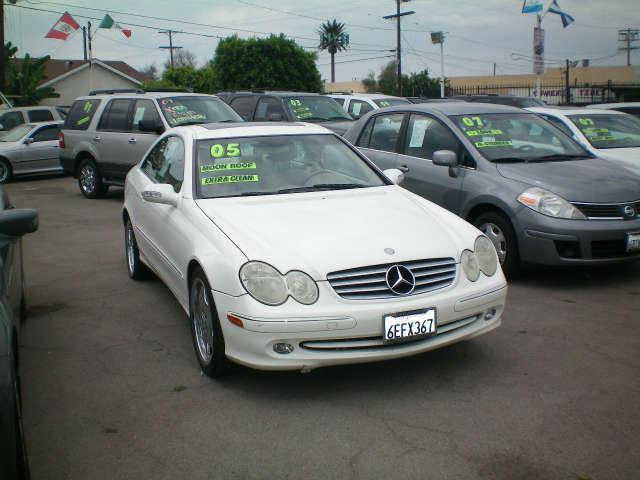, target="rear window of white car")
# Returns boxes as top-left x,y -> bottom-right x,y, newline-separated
195,134 -> 386,199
